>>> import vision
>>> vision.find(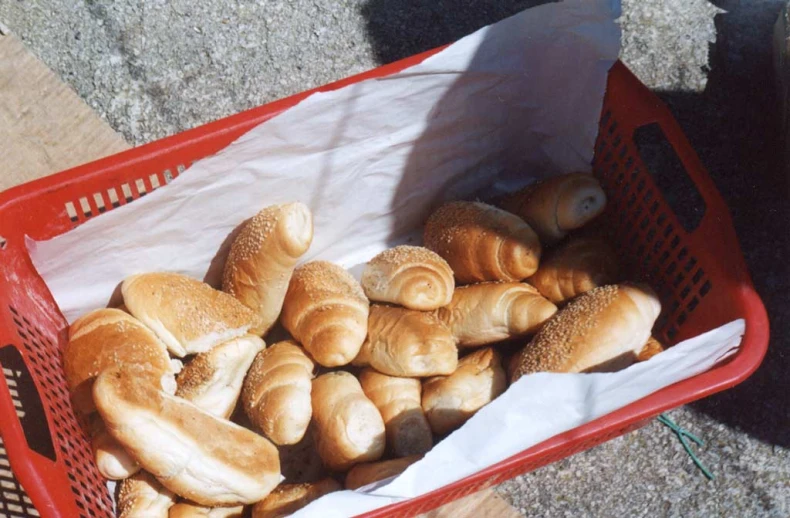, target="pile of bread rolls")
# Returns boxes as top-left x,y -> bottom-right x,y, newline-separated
63,172 -> 664,518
